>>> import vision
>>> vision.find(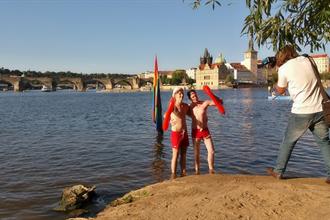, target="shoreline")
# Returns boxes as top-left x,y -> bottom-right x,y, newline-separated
71,174 -> 330,220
